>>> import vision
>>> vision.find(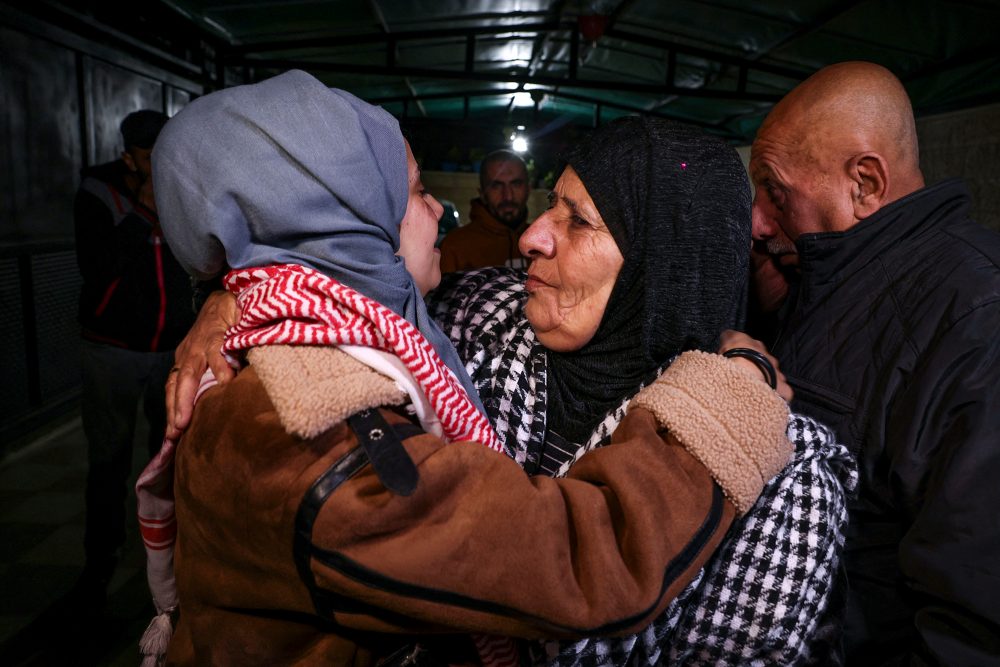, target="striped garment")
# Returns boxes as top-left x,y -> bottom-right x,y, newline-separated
136,263 -> 515,666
